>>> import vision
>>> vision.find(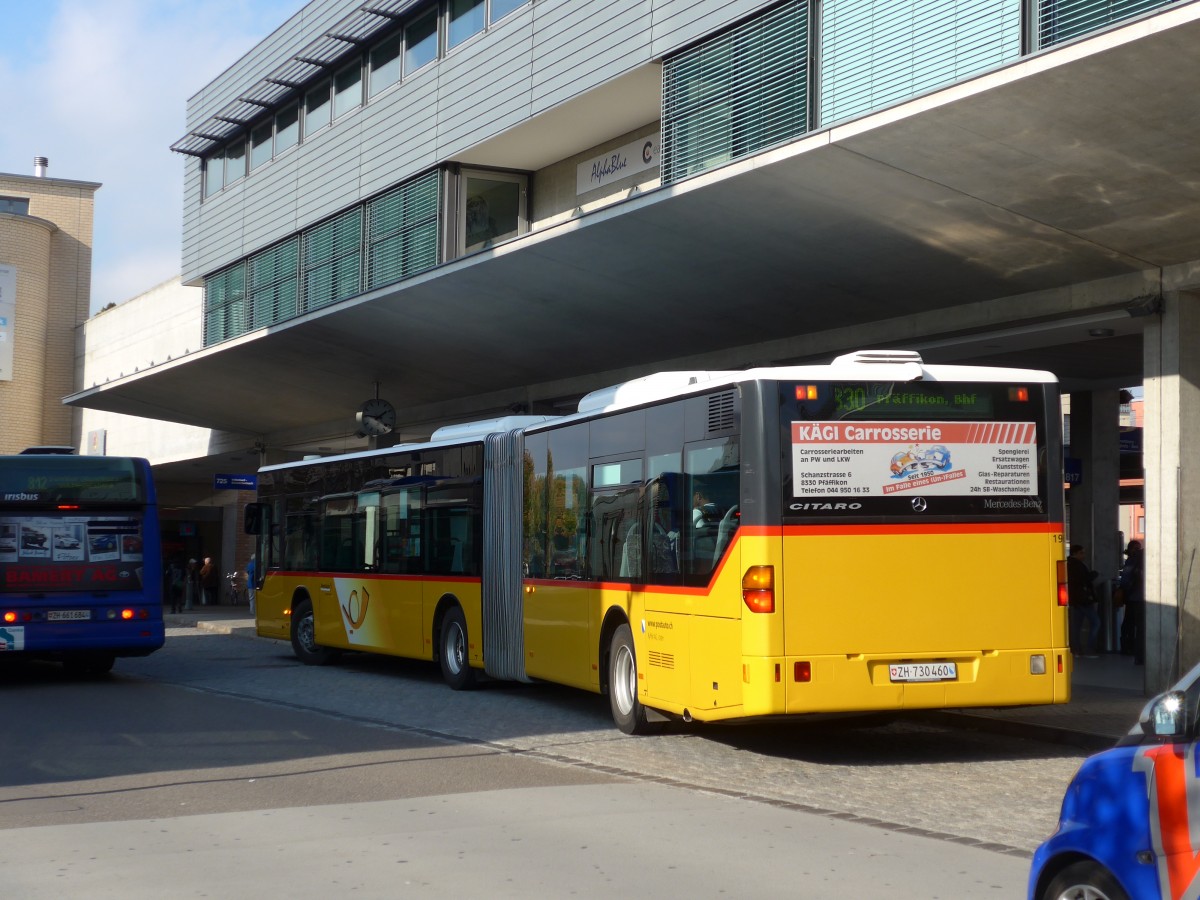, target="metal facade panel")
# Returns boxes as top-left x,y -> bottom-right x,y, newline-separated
435,25 -> 536,154
240,158 -> 302,252
530,0 -> 653,110
649,0 -> 768,57
358,76 -> 441,197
